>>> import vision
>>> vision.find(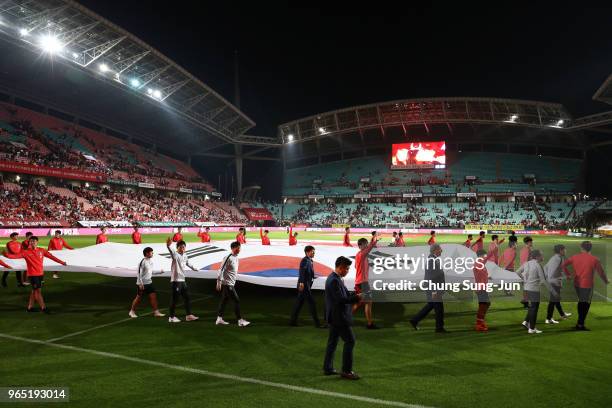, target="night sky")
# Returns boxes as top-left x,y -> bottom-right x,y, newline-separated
77,2 -> 612,137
